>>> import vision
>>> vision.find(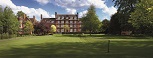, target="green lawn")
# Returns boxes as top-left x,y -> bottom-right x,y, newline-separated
0,34 -> 153,58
